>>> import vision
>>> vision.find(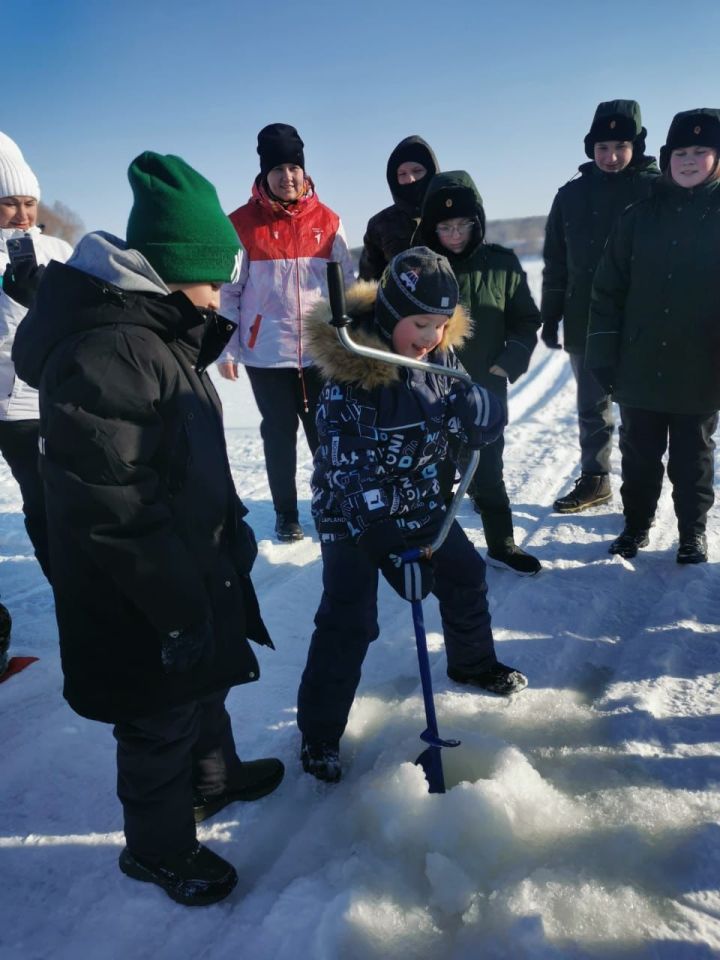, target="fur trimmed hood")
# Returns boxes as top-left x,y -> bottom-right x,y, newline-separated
306,280 -> 470,389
